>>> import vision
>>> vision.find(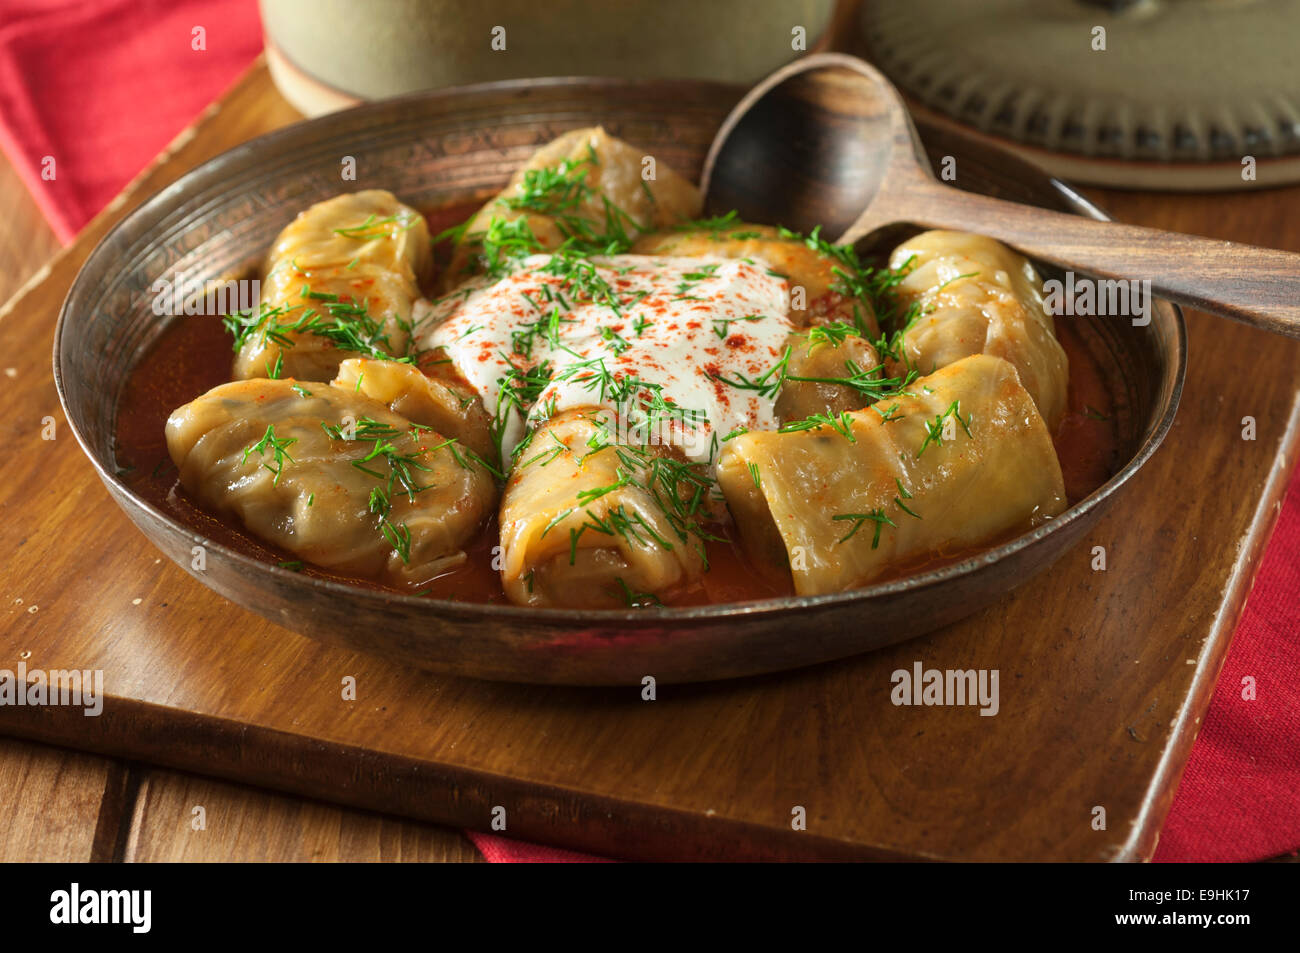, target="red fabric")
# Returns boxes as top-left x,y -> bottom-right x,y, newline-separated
2,0 -> 1295,865
0,0 -> 263,241
1152,472 -> 1300,863
467,831 -> 610,864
